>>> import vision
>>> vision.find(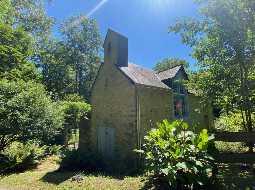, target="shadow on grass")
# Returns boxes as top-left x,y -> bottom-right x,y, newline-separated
0,162 -> 38,176
41,167 -> 137,185
216,163 -> 255,190
41,169 -> 76,185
